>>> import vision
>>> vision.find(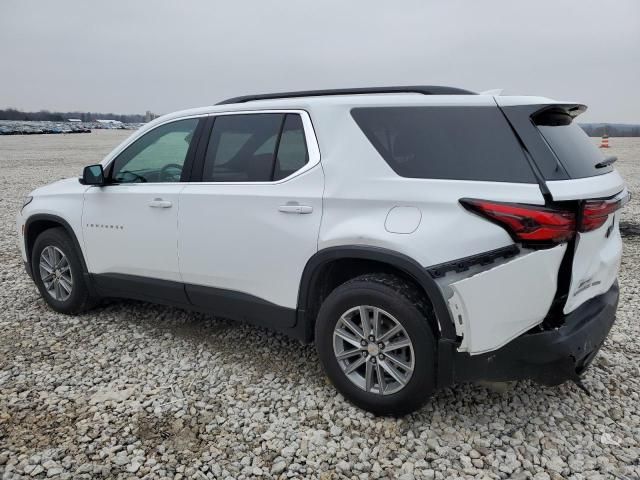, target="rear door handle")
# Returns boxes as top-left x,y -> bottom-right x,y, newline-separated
149,198 -> 172,208
278,204 -> 313,214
